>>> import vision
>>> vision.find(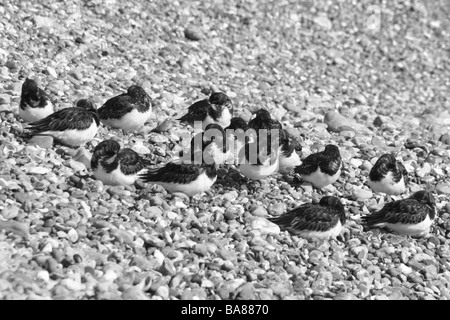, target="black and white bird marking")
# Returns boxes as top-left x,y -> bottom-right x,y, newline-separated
237,135 -> 280,181
367,154 -> 408,195
268,196 -> 347,240
278,129 -> 301,174
91,139 -> 151,186
98,85 -> 152,132
294,144 -> 342,189
248,109 -> 282,133
237,110 -> 282,180
19,78 -> 54,122
139,155 -> 217,197
177,92 -> 233,130
26,98 -> 99,147
362,190 -> 436,237
182,123 -> 232,166
225,117 -> 253,165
